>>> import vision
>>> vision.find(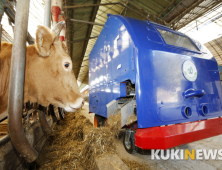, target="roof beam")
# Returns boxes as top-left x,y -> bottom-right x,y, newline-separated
70,36 -> 98,43
75,0 -> 101,80
69,18 -> 104,26
161,0 -> 183,19
170,0 -> 222,30
64,2 -> 166,25
158,0 -> 177,17
64,0 -> 74,56
169,0 -> 205,25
